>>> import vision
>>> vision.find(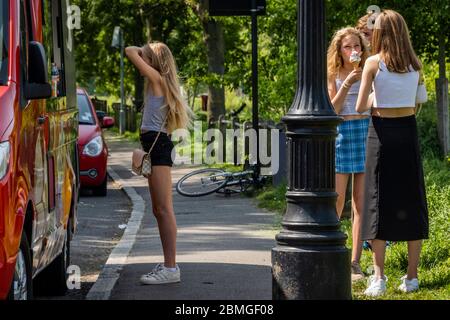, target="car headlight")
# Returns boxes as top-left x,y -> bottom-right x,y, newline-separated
0,141 -> 11,180
82,136 -> 103,157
